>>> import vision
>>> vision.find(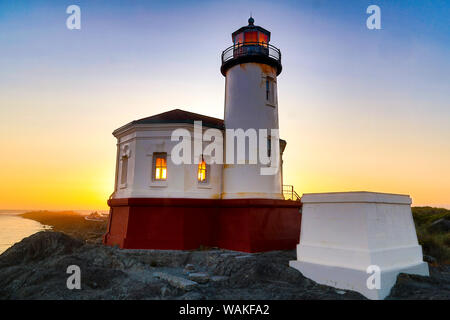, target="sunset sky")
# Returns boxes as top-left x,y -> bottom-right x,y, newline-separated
0,0 -> 449,210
